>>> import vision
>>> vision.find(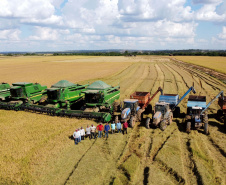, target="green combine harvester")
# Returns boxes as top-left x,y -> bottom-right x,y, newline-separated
56,80 -> 120,122
0,82 -> 47,110
23,80 -> 88,114
0,83 -> 11,101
